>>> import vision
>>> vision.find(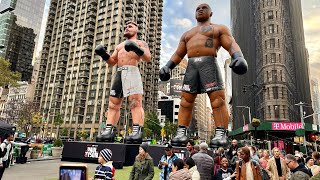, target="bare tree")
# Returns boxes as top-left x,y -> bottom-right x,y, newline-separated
1,99 -> 21,124
17,101 -> 41,137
